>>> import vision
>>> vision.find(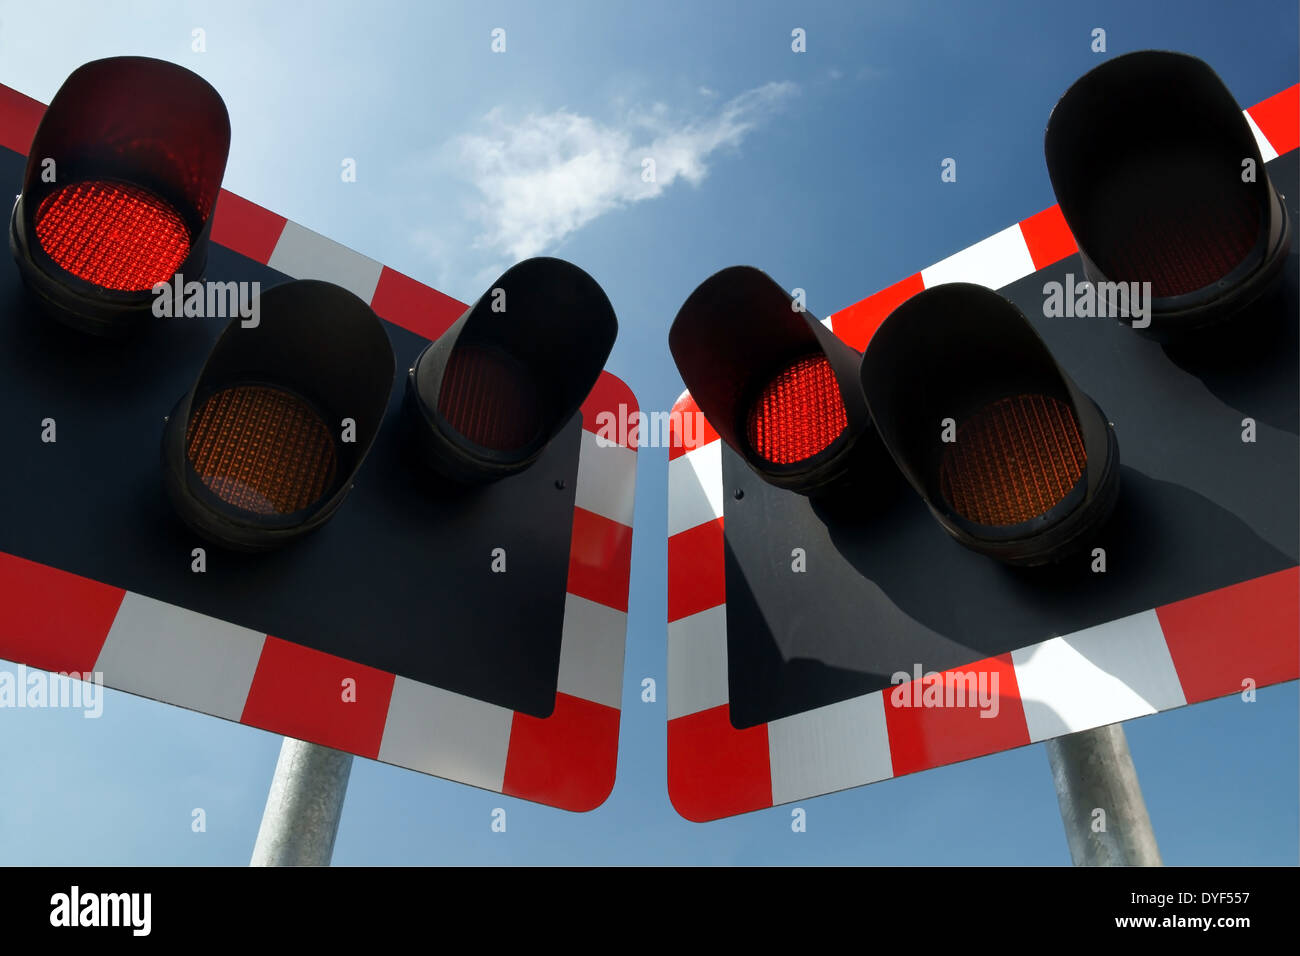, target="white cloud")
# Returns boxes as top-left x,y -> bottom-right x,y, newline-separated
450,81 -> 797,262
